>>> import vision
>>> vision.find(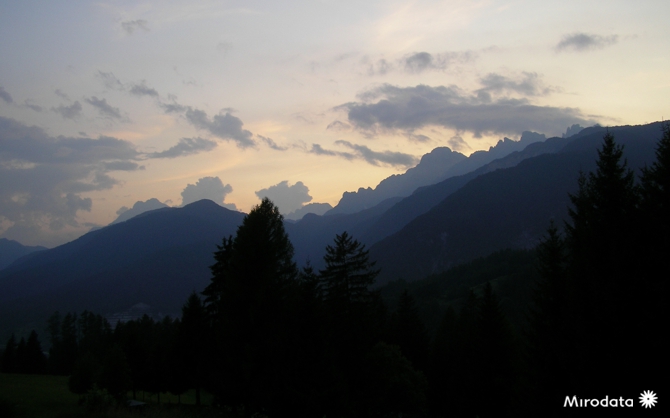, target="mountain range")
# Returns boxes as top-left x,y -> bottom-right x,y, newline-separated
0,121 -> 664,340
0,239 -> 46,271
